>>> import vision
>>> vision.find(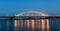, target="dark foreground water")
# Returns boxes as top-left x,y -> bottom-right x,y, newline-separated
0,19 -> 60,31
